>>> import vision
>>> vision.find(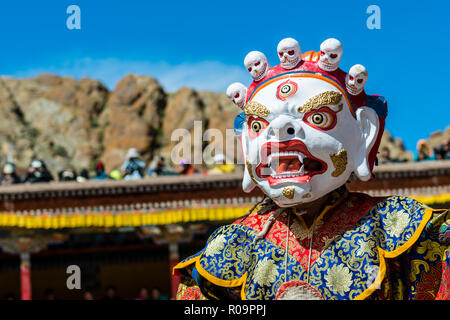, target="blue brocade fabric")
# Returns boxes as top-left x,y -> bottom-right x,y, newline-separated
175,195 -> 449,300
